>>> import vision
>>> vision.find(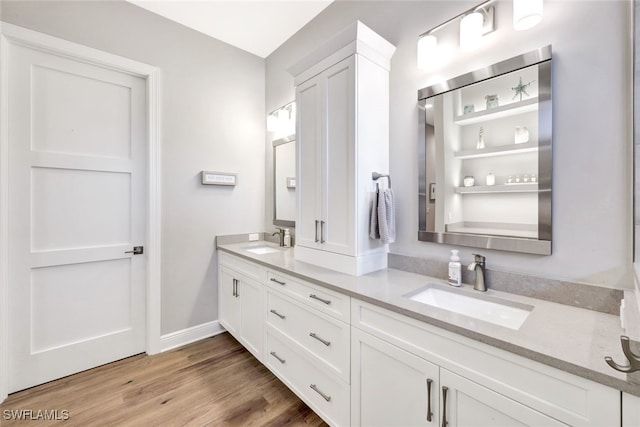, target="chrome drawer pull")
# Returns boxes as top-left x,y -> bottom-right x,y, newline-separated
426,378 -> 433,422
270,351 -> 286,364
320,221 -> 326,243
309,294 -> 331,305
309,332 -> 330,346
270,277 -> 286,286
270,309 -> 286,319
315,220 -> 320,243
309,384 -> 331,402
